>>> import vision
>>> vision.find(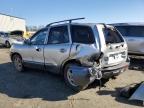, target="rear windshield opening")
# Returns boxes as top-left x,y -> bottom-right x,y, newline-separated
103,27 -> 124,44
